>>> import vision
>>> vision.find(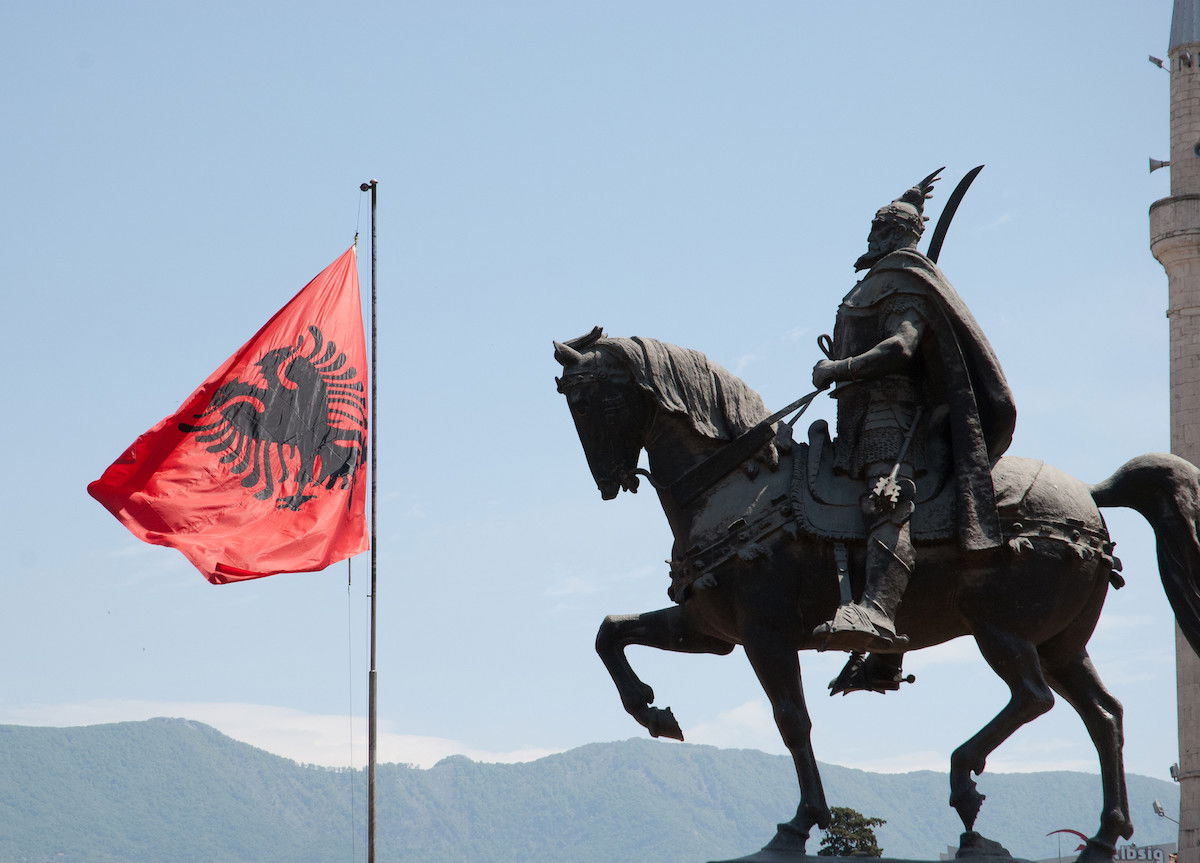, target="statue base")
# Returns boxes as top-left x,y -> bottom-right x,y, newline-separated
707,831 -> 1030,863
